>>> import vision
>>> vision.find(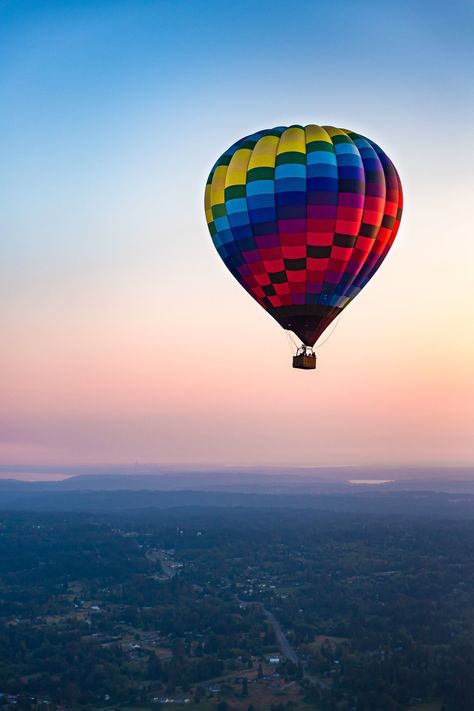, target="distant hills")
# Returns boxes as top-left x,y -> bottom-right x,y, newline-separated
0,465 -> 473,517
0,464 -> 473,492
